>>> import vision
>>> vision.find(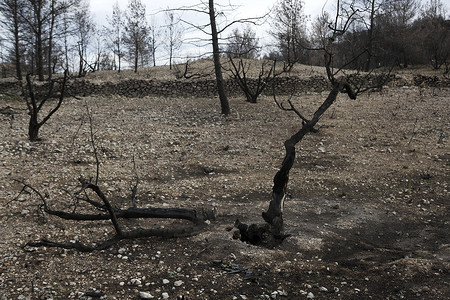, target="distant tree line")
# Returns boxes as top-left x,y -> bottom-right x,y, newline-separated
0,0 -> 448,81
0,0 -> 184,79
263,0 -> 449,72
